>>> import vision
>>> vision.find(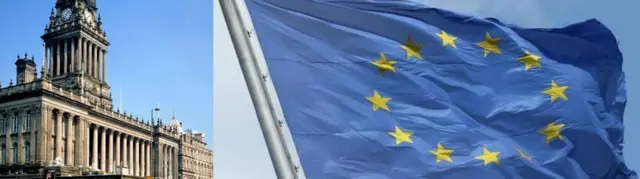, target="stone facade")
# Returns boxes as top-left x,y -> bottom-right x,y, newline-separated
178,130 -> 213,179
0,0 -> 213,178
